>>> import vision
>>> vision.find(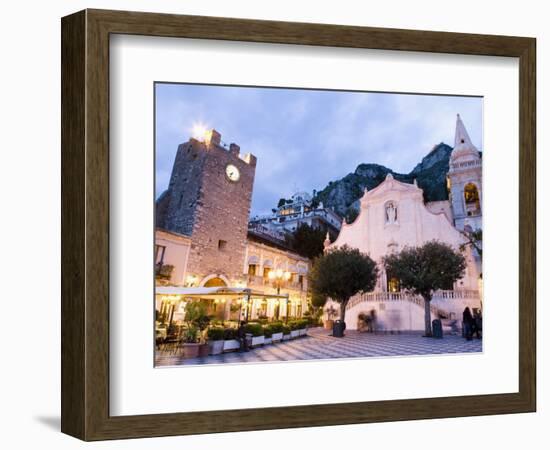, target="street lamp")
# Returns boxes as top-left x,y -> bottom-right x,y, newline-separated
268,268 -> 291,295
268,269 -> 291,322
